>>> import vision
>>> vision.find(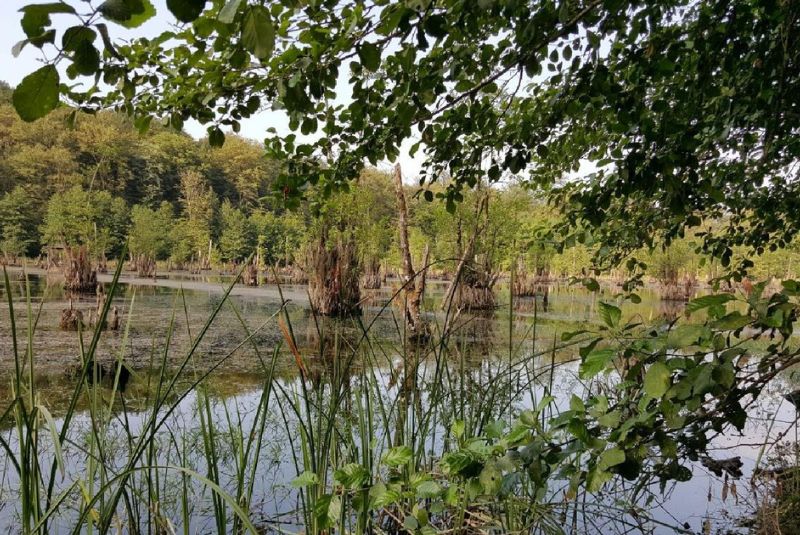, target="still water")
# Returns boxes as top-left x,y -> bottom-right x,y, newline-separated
0,268 -> 794,534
